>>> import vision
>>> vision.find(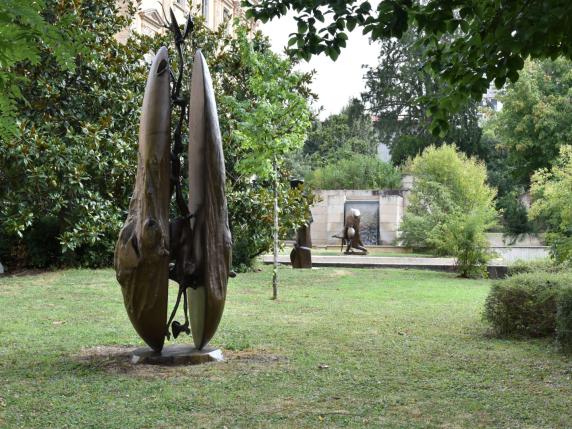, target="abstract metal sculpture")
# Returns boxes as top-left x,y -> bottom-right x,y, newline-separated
114,47 -> 171,352
342,208 -> 368,255
114,11 -> 231,353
